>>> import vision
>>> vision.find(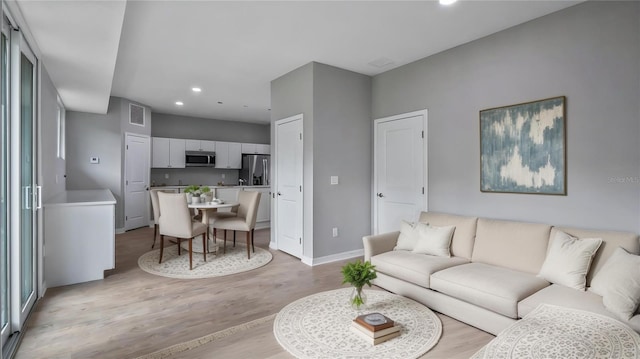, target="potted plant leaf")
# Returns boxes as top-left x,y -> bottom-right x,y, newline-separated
341,260 -> 377,310
201,186 -> 213,202
184,185 -> 201,204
